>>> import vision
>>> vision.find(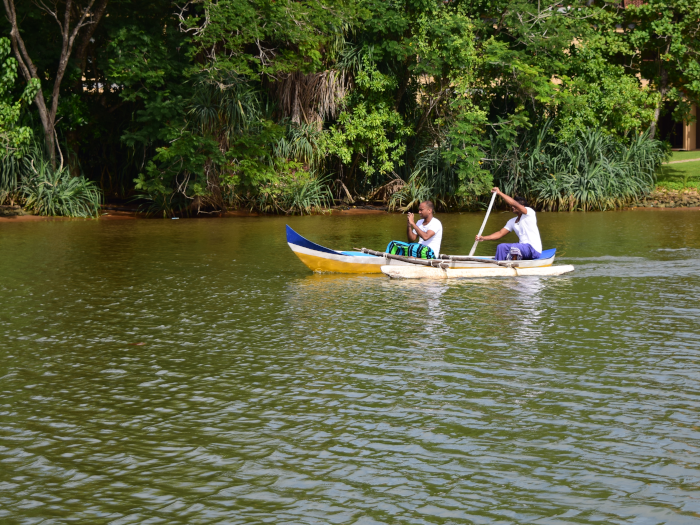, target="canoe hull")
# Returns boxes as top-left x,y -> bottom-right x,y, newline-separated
286,225 -> 563,274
